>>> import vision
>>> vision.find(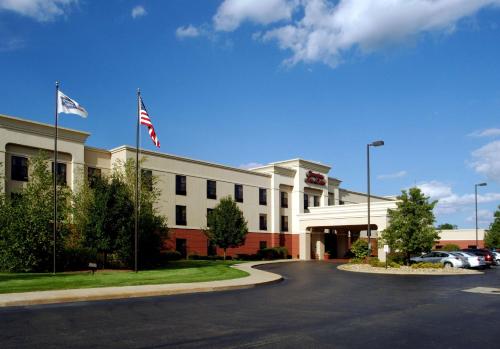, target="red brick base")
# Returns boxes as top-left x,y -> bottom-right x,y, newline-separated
165,228 -> 300,258
435,240 -> 484,249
